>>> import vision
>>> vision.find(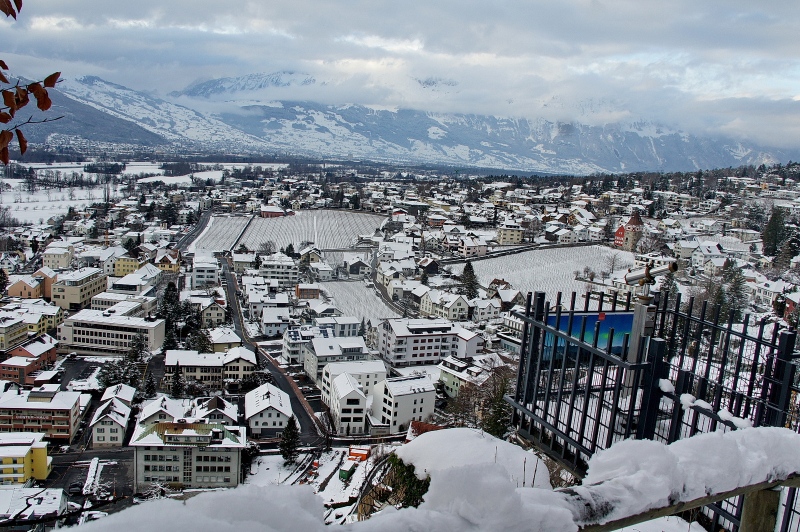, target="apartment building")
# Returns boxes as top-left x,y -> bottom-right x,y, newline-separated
302,336 -> 371,384
496,222 -> 525,245
329,373 -> 367,436
377,318 -> 483,367
89,398 -> 131,448
320,360 -> 387,408
0,385 -> 84,441
164,347 -> 257,390
0,313 -> 29,353
372,375 -> 435,433
57,310 -> 165,356
51,267 -> 107,311
259,252 -> 298,287
41,244 -> 73,270
113,255 -> 148,277
0,432 -> 52,485
281,326 -> 334,365
192,256 -> 220,288
314,316 -> 361,337
130,419 -> 245,491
